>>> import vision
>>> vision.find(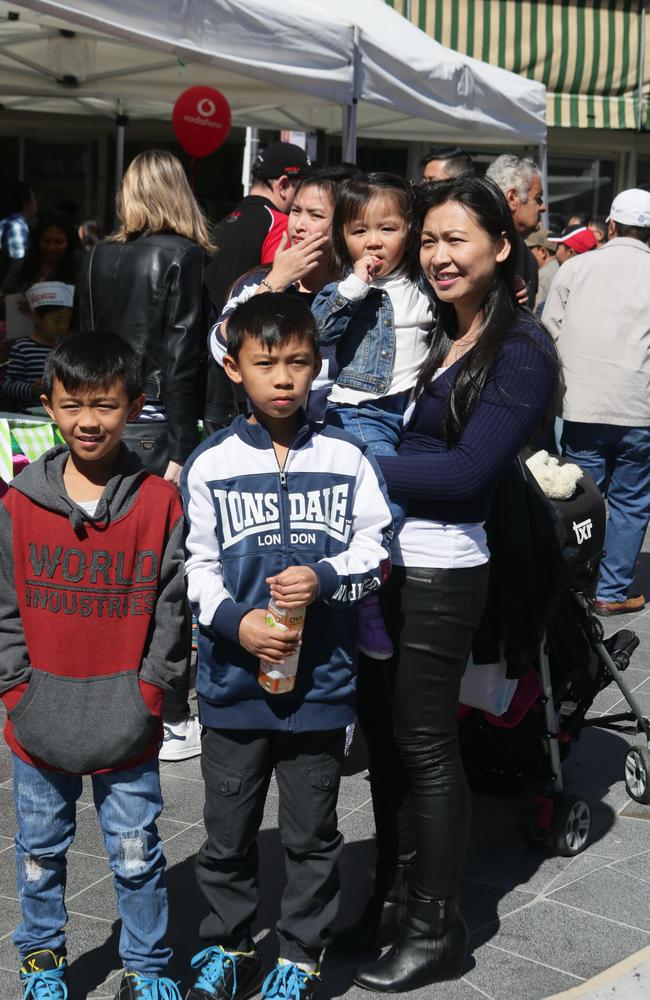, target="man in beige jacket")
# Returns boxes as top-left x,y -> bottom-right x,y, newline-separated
542,189 -> 650,616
